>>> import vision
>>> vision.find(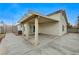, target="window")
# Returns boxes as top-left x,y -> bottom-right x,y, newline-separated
62,25 -> 64,31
